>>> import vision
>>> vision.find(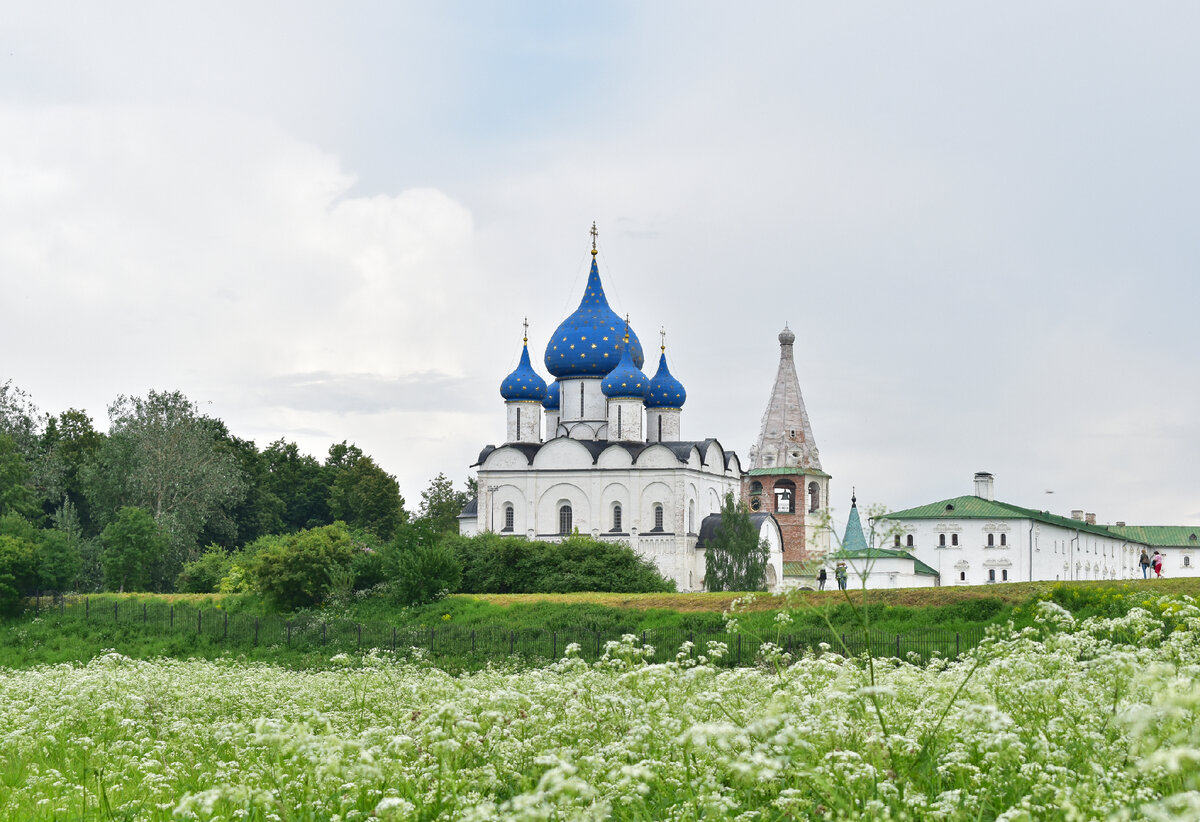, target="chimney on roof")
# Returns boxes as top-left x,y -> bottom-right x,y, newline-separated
973,472 -> 994,501
1071,509 -> 1084,521
1085,513 -> 1096,525
1115,521 -> 1126,527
